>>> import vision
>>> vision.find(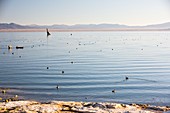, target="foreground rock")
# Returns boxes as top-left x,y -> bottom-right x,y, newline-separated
0,101 -> 169,113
